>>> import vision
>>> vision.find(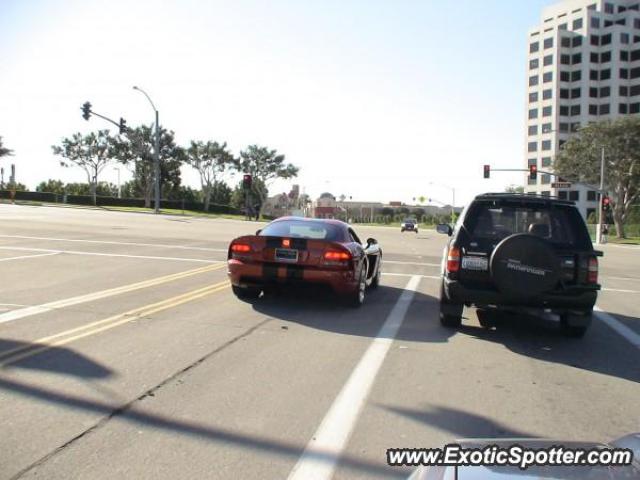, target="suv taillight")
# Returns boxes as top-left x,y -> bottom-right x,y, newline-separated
447,247 -> 461,273
588,257 -> 598,284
